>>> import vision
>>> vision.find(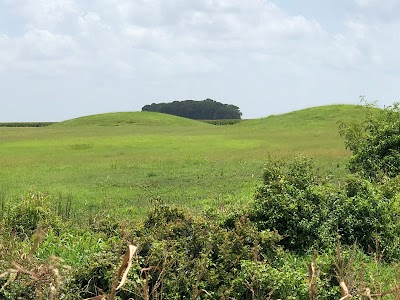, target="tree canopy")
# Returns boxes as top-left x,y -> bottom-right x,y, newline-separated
141,98 -> 242,120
